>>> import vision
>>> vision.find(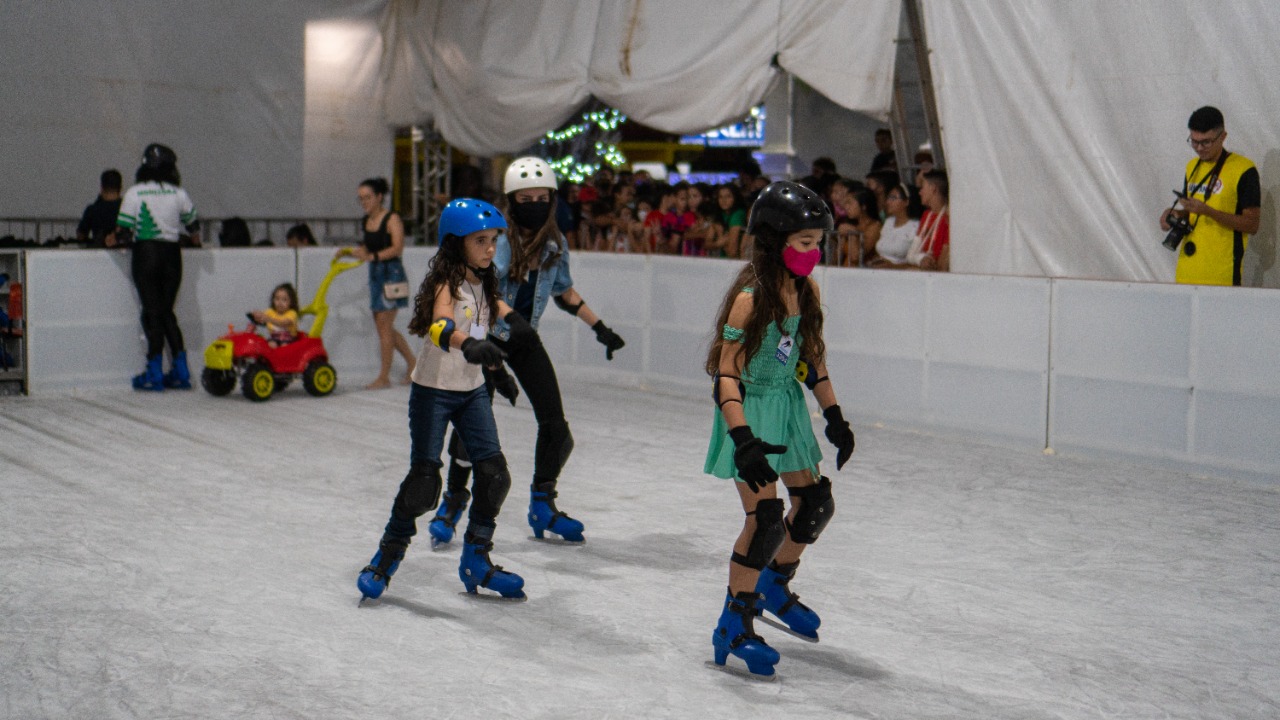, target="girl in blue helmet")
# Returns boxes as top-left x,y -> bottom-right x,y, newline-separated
429,157 -> 626,548
703,181 -> 857,678
357,198 -> 537,601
